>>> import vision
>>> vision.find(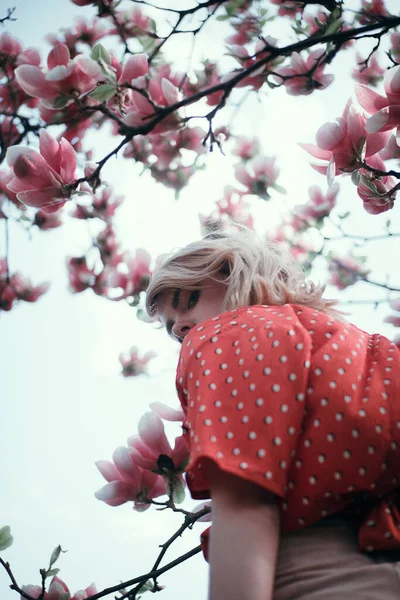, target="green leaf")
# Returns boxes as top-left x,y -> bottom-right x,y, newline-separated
49,545 -> 62,568
91,43 -> 111,65
386,219 -> 391,228
169,475 -> 186,504
0,526 -> 13,551
52,95 -> 69,110
351,169 -> 361,186
324,18 -> 343,37
46,568 -> 60,578
216,14 -> 230,21
89,84 -> 117,103
339,211 -> 350,219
